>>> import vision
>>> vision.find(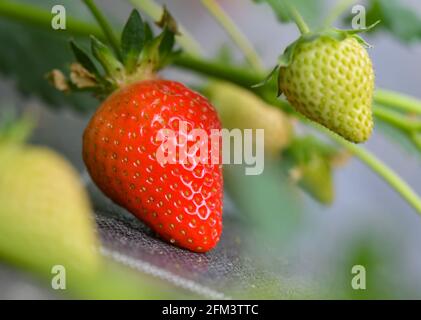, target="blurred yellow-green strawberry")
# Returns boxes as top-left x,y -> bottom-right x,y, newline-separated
278,31 -> 375,143
0,117 -> 100,278
206,81 -> 293,155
